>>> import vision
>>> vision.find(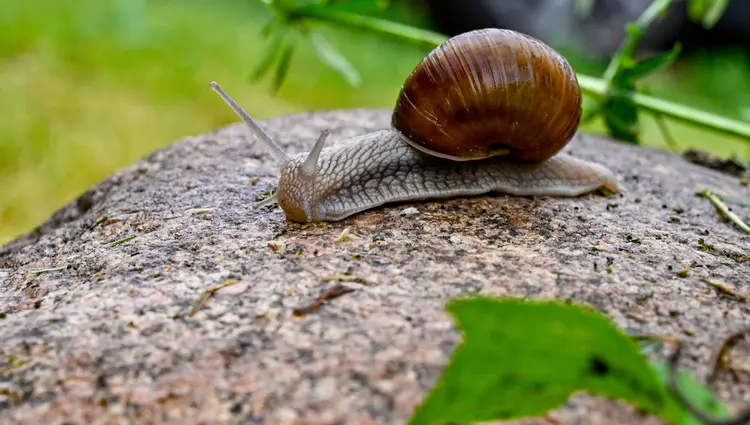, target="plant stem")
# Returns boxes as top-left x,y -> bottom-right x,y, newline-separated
697,189 -> 750,235
577,75 -> 750,140
293,4 -> 750,142
293,6 -> 446,50
601,0 -> 674,83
